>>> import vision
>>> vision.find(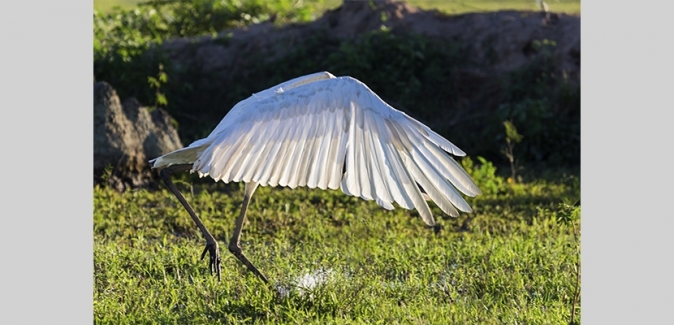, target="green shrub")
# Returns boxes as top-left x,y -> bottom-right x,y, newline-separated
94,0 -> 324,106
460,156 -> 505,196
